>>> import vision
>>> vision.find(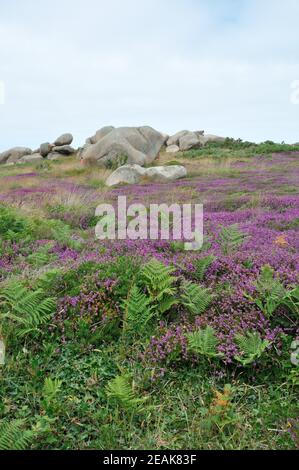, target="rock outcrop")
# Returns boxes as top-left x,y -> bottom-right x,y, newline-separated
18,153 -> 43,164
86,126 -> 115,144
198,134 -> 226,145
0,126 -> 227,167
81,126 -> 165,168
106,164 -> 187,186
179,132 -> 202,151
165,130 -> 226,152
0,147 -> 32,164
